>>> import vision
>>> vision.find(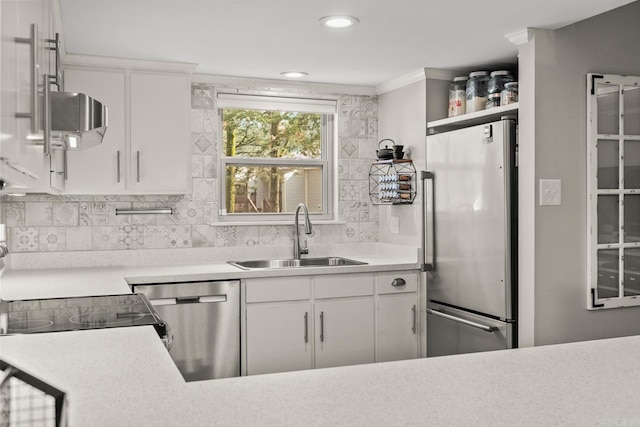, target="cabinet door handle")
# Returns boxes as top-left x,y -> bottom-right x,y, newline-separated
63,148 -> 68,181
304,312 -> 308,343
15,24 -> 39,135
412,305 -> 417,334
43,74 -> 51,156
116,151 -> 121,183
320,311 -> 324,342
136,151 -> 141,182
